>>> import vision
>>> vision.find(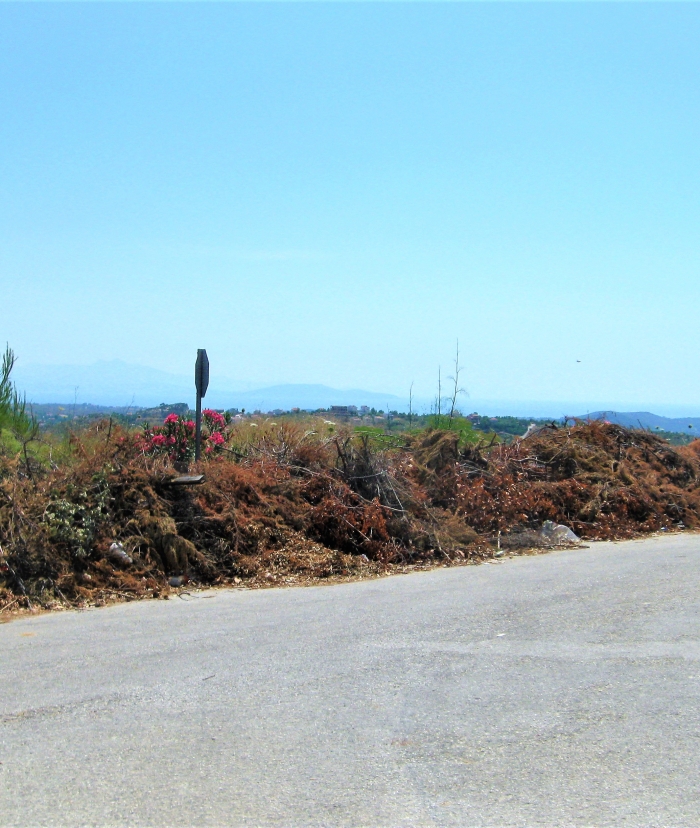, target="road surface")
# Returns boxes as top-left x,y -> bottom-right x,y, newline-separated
2,534 -> 699,826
